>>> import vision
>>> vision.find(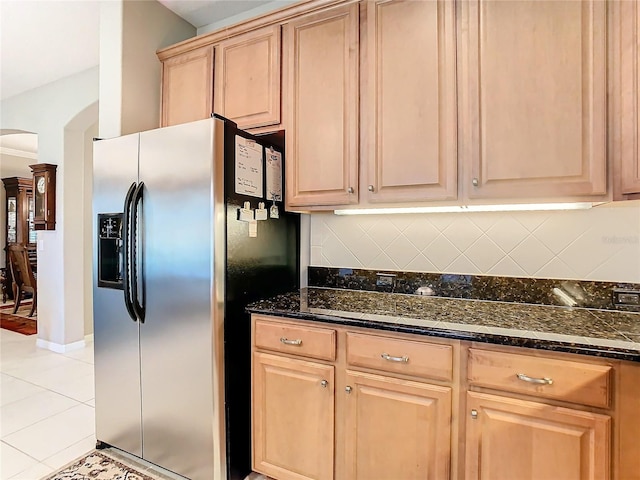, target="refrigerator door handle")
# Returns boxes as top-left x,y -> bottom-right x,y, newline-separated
131,181 -> 146,323
122,182 -> 138,322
